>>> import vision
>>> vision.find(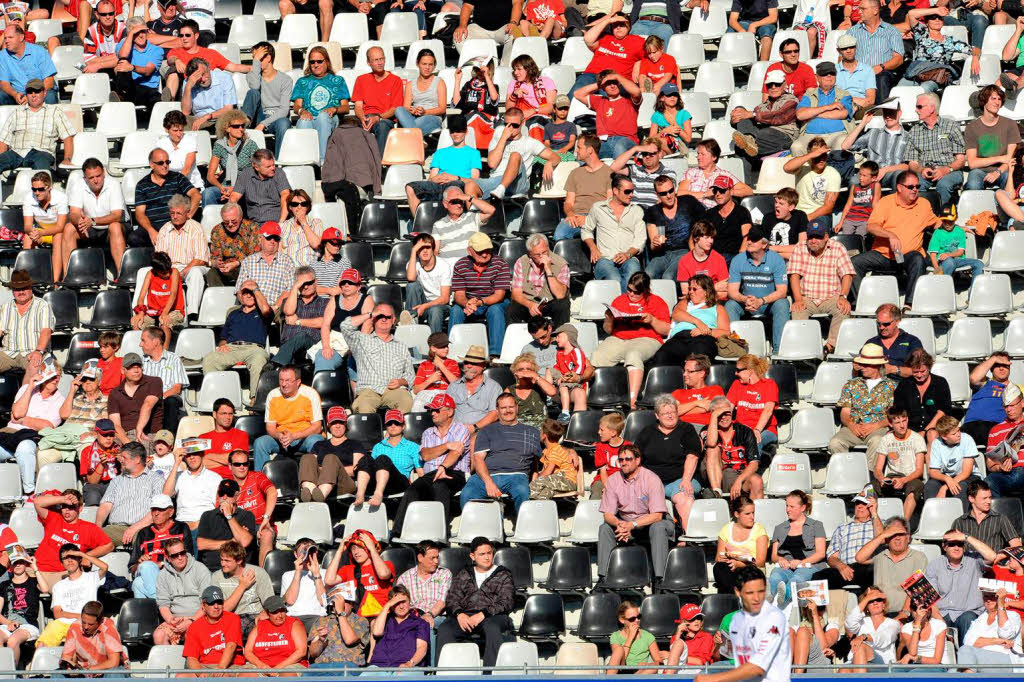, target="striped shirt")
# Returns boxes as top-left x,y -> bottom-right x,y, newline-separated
628,163 -> 675,208
849,127 -> 908,169
432,213 -> 482,264
311,257 -> 352,290
0,297 -> 54,355
849,21 -> 904,68
100,468 -> 166,525
451,257 -> 511,299
142,349 -> 189,392
155,219 -> 210,271
84,21 -> 127,58
134,171 -> 197,230
280,217 -> 324,267
281,294 -> 329,344
904,117 -> 966,168
0,103 -> 73,156
339,318 -> 415,394
236,251 -> 295,305
371,437 -> 423,478
396,567 -> 452,614
420,422 -> 472,474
